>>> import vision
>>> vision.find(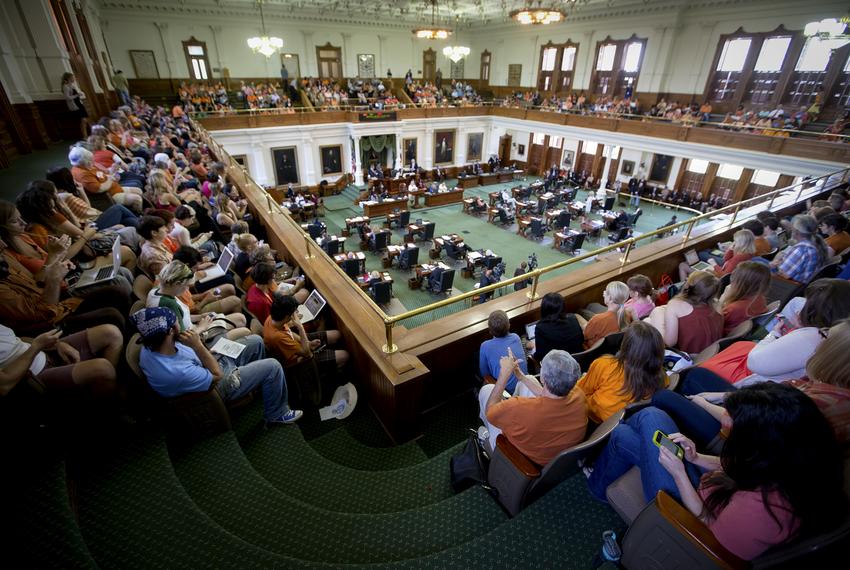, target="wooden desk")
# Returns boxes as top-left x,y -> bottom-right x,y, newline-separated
357,272 -> 393,290
413,262 -> 451,283
385,243 -> 417,266
518,216 -> 543,237
424,188 -> 465,208
343,216 -> 370,237
363,198 -> 409,218
408,189 -> 424,208
370,175 -> 414,194
462,198 -> 474,214
334,251 -> 367,272
487,208 -> 500,223
488,191 -> 500,206
554,229 -> 580,250
432,234 -> 464,254
465,250 -> 484,275
497,169 -> 522,183
479,173 -> 499,186
515,200 -> 532,216
457,175 -> 479,189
